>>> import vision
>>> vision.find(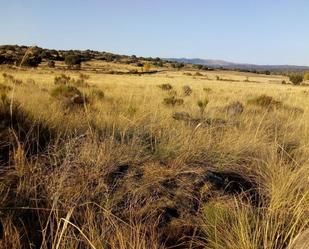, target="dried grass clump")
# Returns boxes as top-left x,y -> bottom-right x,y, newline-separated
203,87 -> 212,93
158,83 -> 173,91
163,96 -> 184,106
247,94 -> 282,109
54,74 -> 71,85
